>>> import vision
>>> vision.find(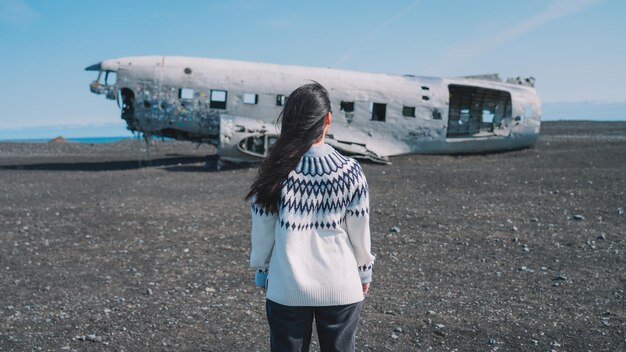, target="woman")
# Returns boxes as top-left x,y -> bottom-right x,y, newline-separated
247,82 -> 375,352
